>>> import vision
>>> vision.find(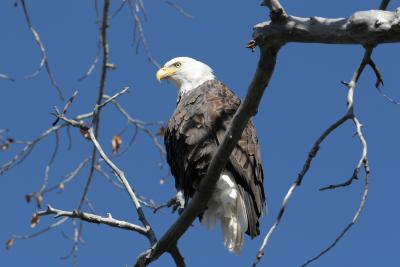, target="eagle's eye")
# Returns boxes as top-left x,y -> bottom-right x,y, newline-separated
173,62 -> 181,68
